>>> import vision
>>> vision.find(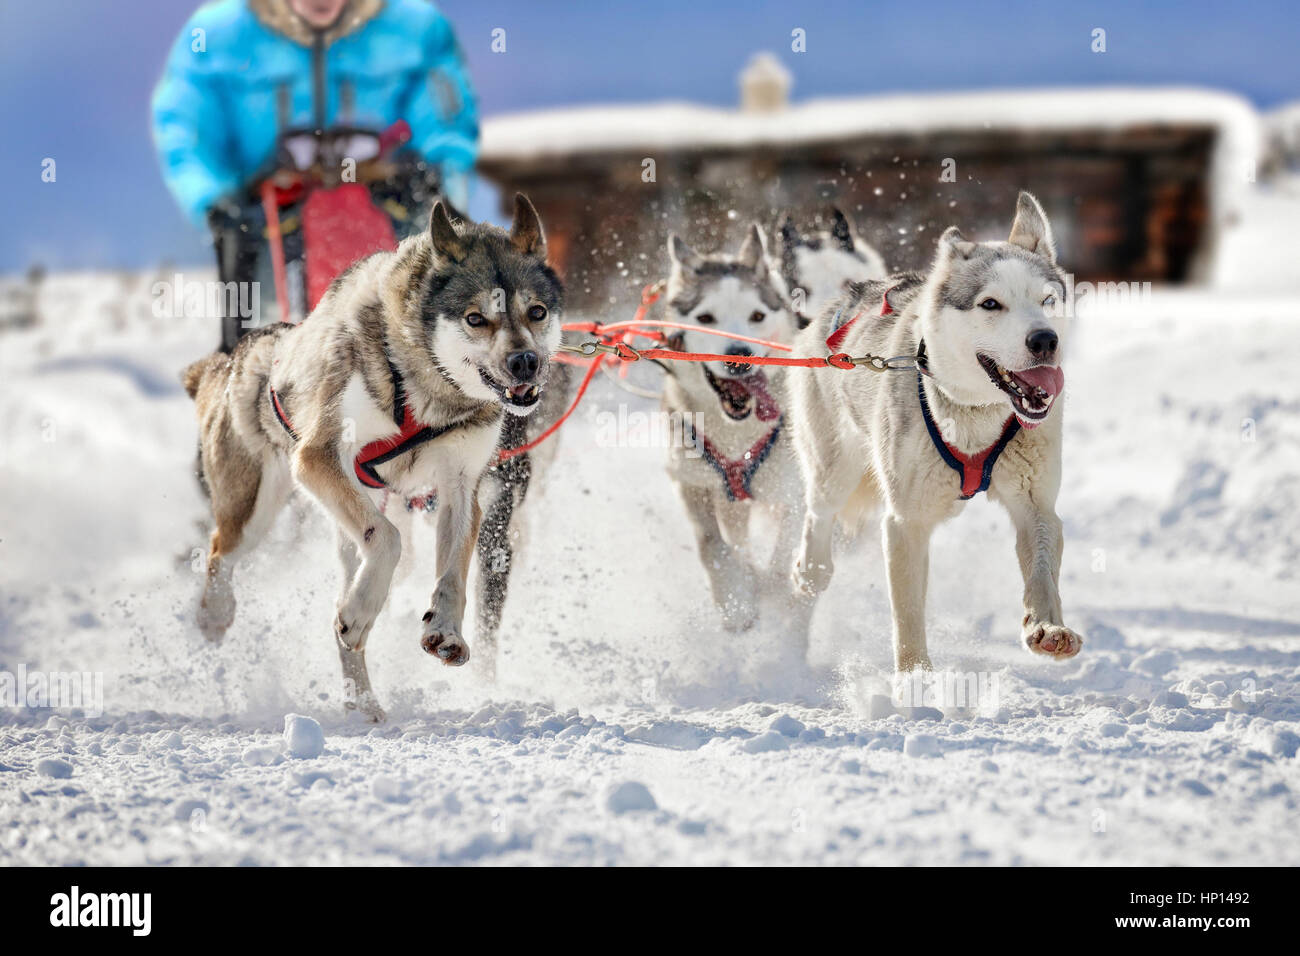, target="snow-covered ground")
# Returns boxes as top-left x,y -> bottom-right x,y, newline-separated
2,197 -> 1299,866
